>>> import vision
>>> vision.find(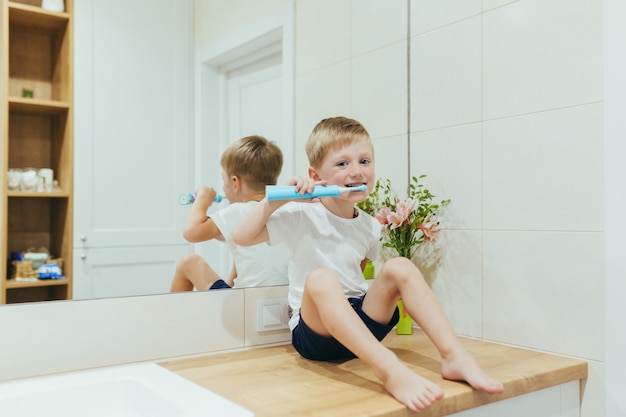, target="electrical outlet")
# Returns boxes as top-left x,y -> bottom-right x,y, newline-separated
256,297 -> 290,332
